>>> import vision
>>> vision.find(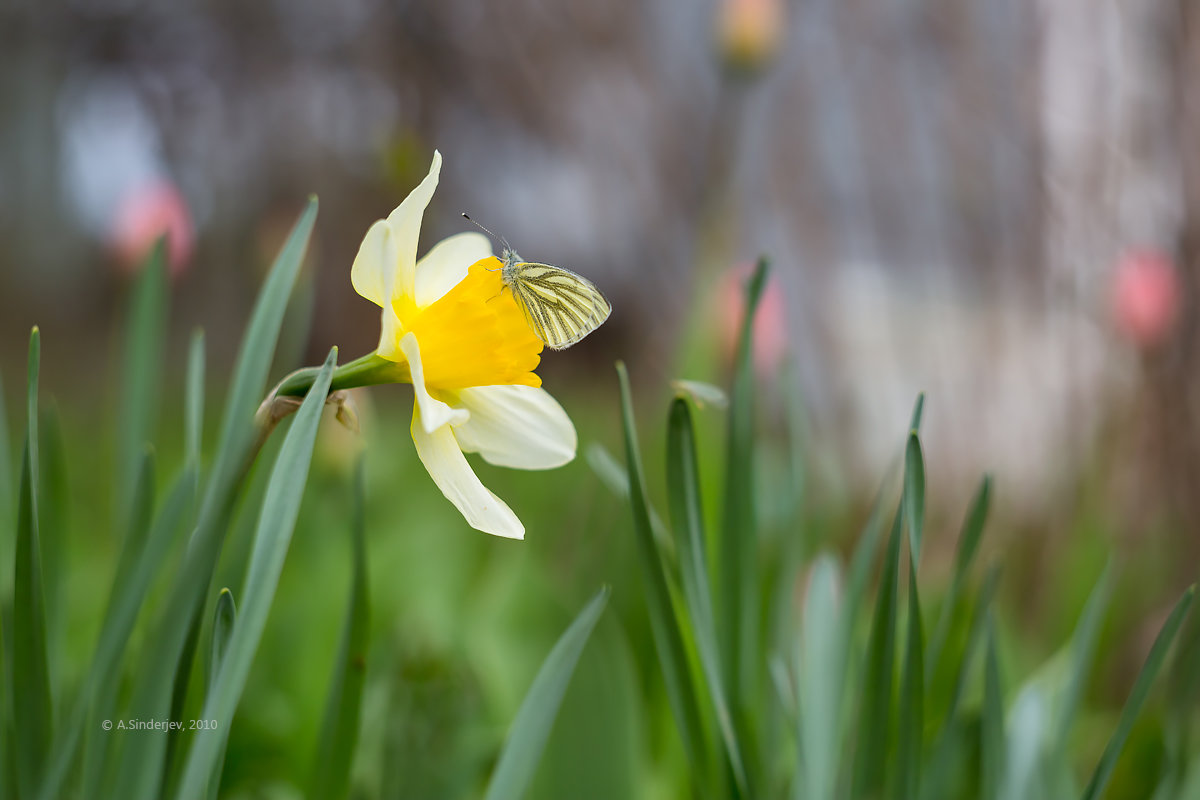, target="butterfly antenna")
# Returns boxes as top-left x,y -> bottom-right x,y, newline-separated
461,213 -> 514,255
